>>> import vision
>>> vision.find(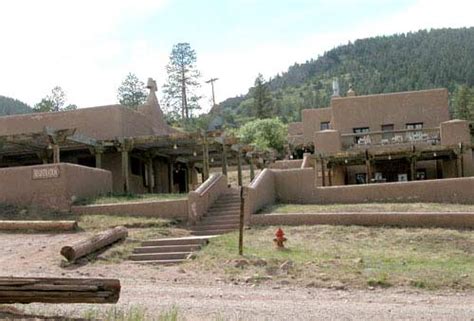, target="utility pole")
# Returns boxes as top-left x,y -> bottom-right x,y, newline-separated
205,78 -> 219,107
